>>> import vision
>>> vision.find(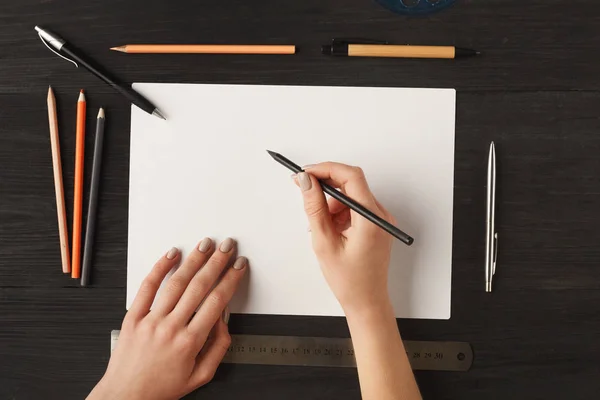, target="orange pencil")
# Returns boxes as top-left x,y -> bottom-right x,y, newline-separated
110,44 -> 296,55
47,86 -> 71,274
72,90 -> 86,279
